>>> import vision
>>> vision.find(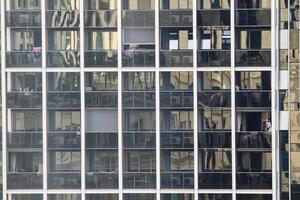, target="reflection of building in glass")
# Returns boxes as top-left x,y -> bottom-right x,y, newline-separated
0,0 -> 297,200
